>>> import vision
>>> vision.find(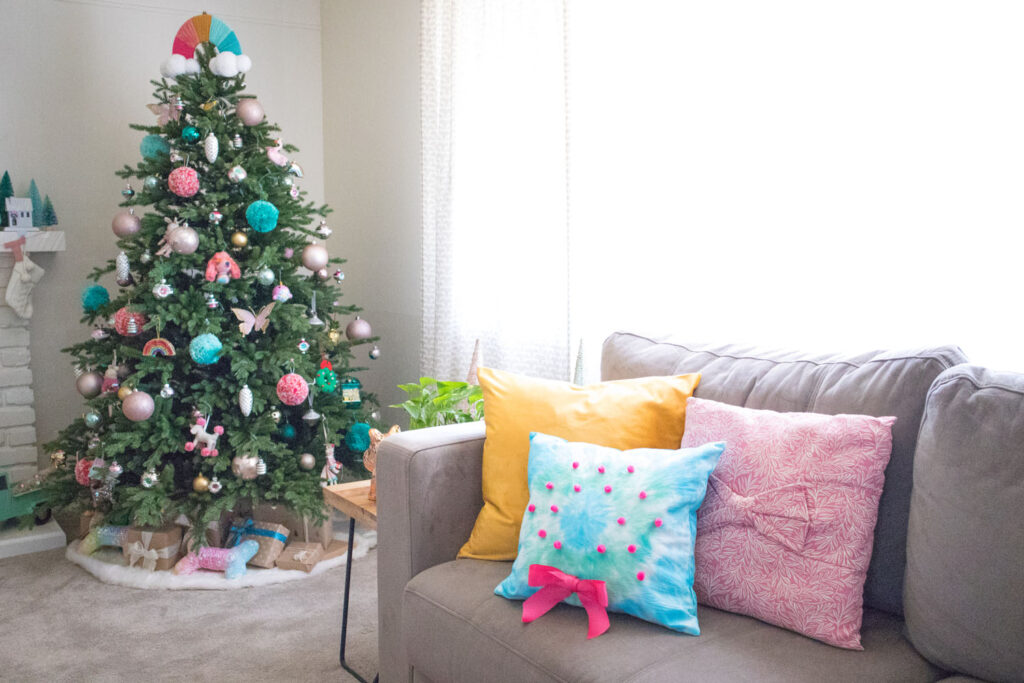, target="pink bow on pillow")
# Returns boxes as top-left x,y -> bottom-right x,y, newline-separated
699,476 -> 811,552
522,564 -> 610,639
